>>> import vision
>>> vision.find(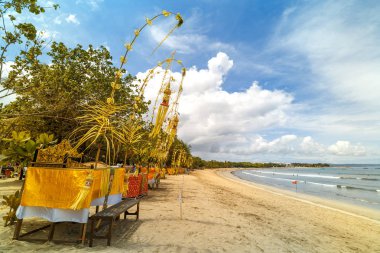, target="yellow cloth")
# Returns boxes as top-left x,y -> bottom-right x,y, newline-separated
21,167 -> 94,209
110,168 -> 124,195
21,167 -> 126,210
90,169 -> 110,200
